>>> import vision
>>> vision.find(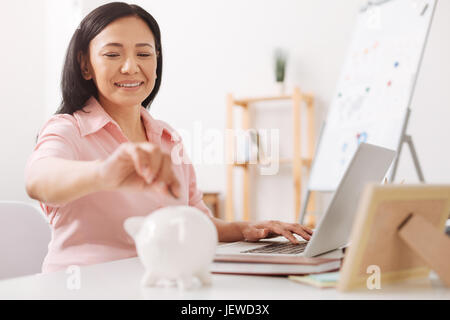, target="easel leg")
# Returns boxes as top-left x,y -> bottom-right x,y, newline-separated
398,213 -> 450,287
405,135 -> 425,182
390,135 -> 425,183
390,138 -> 405,182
